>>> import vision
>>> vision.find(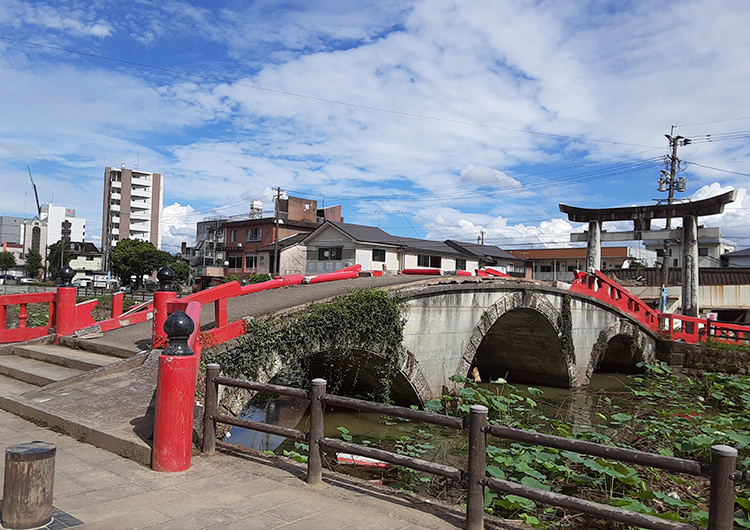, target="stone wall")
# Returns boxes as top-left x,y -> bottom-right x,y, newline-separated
657,340 -> 750,375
